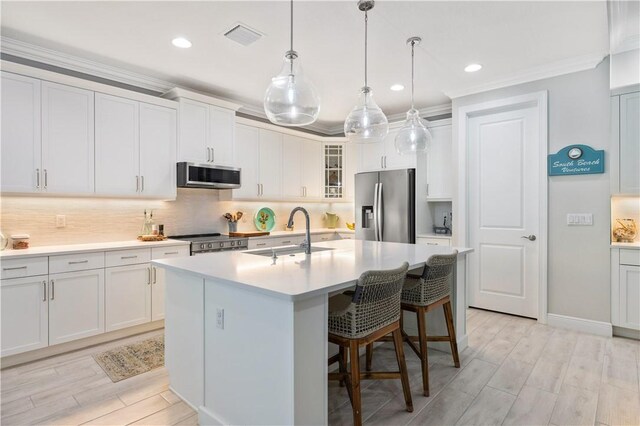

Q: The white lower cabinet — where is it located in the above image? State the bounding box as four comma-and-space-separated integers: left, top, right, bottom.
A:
0, 276, 48, 356
150, 246, 190, 321
48, 269, 105, 345
416, 236, 451, 247
619, 264, 640, 330
105, 264, 152, 332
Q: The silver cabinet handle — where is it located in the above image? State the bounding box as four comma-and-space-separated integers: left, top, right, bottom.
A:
164, 251, 179, 255
136, 176, 140, 192
2, 266, 27, 271
257, 243, 267, 247
121, 255, 138, 259
42, 281, 47, 302
260, 184, 263, 196
384, 156, 387, 169
281, 240, 291, 244
257, 183, 261, 197
147, 267, 151, 285
152, 266, 157, 284
521, 235, 537, 241
36, 168, 40, 189
68, 260, 89, 265
43, 169, 48, 189
210, 147, 214, 163
50, 280, 55, 300
381, 156, 384, 169
426, 183, 429, 196
206, 147, 211, 162
141, 176, 144, 192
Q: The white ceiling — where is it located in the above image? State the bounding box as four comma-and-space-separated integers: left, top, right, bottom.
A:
1, 1, 609, 133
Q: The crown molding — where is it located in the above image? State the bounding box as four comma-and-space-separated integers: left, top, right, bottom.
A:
444, 52, 607, 99
1, 36, 174, 93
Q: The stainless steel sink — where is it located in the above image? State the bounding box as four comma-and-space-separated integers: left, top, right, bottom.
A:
245, 246, 335, 257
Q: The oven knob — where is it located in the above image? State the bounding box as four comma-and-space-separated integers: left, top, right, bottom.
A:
208, 243, 213, 248
200, 243, 205, 250
220, 242, 224, 248
231, 241, 235, 246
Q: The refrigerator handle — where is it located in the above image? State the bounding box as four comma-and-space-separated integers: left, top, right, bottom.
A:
373, 183, 379, 241
377, 182, 384, 241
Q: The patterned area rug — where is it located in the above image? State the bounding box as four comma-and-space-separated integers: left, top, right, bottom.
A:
93, 335, 164, 382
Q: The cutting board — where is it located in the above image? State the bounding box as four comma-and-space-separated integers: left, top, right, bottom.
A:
229, 231, 270, 237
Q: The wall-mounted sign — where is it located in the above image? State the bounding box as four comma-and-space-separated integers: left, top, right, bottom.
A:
548, 144, 604, 176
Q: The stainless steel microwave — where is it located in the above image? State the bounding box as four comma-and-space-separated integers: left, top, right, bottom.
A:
177, 162, 241, 189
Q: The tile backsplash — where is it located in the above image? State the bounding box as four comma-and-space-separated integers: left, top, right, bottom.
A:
0, 189, 355, 247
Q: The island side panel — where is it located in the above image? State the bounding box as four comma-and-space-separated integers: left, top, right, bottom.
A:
164, 269, 204, 409
201, 278, 296, 426
294, 293, 329, 425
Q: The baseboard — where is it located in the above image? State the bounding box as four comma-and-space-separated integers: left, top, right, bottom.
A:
547, 313, 612, 337
612, 326, 640, 340
199, 406, 228, 426
169, 386, 198, 412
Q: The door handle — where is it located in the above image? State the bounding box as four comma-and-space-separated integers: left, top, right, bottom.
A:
36, 168, 40, 189
152, 266, 157, 284
43, 169, 48, 189
384, 156, 387, 169
521, 235, 537, 241
50, 280, 55, 300
147, 267, 151, 285
381, 156, 384, 169
377, 182, 384, 241
207, 147, 211, 162
136, 176, 140, 192
373, 183, 379, 241
210, 147, 214, 163
42, 281, 47, 302
141, 176, 144, 192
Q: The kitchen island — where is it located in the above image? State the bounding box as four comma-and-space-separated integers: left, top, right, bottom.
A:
153, 239, 472, 425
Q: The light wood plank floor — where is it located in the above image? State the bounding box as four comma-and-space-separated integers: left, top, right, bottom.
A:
1, 309, 638, 425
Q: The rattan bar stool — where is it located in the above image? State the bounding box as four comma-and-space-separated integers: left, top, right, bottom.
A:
327, 262, 413, 426
366, 251, 460, 397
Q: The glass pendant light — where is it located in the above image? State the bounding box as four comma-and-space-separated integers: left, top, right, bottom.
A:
395, 36, 432, 154
344, 0, 388, 143
264, 0, 320, 126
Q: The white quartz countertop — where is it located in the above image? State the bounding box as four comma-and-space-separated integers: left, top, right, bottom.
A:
0, 239, 190, 259
611, 242, 640, 249
247, 228, 354, 239
153, 239, 472, 301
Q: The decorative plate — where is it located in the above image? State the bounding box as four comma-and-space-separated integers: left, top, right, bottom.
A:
254, 207, 276, 232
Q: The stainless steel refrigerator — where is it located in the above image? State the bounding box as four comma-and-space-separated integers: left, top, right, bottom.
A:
355, 169, 415, 243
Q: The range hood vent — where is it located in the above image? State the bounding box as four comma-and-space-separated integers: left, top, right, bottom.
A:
224, 24, 263, 46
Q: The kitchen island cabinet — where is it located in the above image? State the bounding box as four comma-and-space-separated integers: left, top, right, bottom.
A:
155, 239, 472, 425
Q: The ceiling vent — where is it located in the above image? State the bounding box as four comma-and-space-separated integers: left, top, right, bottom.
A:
224, 23, 263, 46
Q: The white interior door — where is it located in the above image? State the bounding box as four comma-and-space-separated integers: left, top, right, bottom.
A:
468, 105, 541, 318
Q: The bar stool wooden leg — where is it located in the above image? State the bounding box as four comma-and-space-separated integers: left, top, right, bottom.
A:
416, 308, 430, 396
338, 346, 347, 387
392, 328, 414, 412
365, 343, 373, 371
349, 340, 363, 426
443, 301, 460, 368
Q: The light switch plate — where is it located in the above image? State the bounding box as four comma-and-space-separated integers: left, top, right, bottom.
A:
567, 213, 593, 226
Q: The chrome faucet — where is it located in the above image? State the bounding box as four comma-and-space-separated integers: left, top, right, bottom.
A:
287, 207, 311, 254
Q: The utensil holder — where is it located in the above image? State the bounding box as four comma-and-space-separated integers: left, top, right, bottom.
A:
228, 222, 238, 233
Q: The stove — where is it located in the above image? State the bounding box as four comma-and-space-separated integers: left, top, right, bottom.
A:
169, 233, 248, 255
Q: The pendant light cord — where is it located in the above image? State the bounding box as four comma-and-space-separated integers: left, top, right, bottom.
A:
364, 10, 368, 88
410, 40, 415, 109
290, 0, 294, 53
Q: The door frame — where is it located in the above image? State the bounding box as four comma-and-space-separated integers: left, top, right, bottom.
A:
455, 91, 548, 323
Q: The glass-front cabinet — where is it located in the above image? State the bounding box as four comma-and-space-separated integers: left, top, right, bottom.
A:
324, 144, 344, 199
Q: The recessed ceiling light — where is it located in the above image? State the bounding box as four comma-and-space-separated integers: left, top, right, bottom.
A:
172, 37, 192, 48
390, 84, 405, 91
464, 63, 482, 73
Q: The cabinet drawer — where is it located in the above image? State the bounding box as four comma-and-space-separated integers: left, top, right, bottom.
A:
152, 246, 190, 260
620, 249, 640, 266
1, 257, 48, 279
272, 236, 306, 247
338, 233, 354, 240
417, 237, 451, 247
50, 252, 105, 274
248, 239, 273, 250
105, 248, 151, 267
311, 233, 337, 243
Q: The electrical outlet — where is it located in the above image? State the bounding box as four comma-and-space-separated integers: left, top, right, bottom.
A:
216, 308, 224, 330
567, 213, 593, 226
56, 215, 66, 228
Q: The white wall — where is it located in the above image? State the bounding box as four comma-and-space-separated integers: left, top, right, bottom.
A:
453, 58, 611, 323
0, 190, 355, 246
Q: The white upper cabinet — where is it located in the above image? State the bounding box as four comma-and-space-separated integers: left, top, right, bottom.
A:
175, 97, 237, 166
95, 93, 140, 196
1, 72, 41, 193
41, 81, 95, 194
139, 103, 177, 199
234, 124, 260, 199
619, 92, 639, 194
258, 129, 283, 199
356, 128, 415, 172
344, 141, 357, 201
95, 94, 176, 199
426, 123, 453, 200
282, 135, 321, 200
